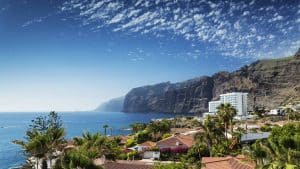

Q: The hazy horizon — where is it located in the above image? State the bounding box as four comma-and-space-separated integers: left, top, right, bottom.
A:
0, 0, 299, 112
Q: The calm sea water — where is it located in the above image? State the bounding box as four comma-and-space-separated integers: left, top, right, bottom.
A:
0, 111, 177, 169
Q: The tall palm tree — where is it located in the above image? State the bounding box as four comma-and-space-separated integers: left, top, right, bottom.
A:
195, 115, 225, 157
103, 124, 109, 136
217, 103, 237, 141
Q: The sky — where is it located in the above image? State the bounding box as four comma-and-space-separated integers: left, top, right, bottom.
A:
0, 0, 299, 112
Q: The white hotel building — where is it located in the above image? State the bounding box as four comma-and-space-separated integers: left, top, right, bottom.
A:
209, 92, 248, 116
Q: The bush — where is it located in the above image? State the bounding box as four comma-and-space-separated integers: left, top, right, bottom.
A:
162, 133, 172, 139
118, 153, 127, 160
127, 151, 140, 160
125, 138, 137, 147
260, 125, 272, 132
135, 130, 151, 143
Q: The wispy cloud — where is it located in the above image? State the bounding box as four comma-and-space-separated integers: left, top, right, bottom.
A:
60, 0, 300, 59
22, 14, 51, 27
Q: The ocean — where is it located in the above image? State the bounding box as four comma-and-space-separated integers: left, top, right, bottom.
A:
0, 111, 177, 169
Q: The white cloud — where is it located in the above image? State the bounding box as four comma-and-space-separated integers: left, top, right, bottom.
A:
108, 13, 124, 24
242, 11, 250, 16
60, 0, 300, 59
234, 21, 241, 30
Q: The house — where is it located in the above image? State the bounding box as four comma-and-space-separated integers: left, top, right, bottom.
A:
128, 141, 156, 152
201, 155, 255, 169
156, 134, 195, 153
142, 151, 160, 160
127, 141, 160, 159
140, 141, 156, 148
267, 109, 283, 115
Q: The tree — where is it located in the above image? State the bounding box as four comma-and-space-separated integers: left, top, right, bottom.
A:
253, 106, 266, 118
73, 132, 121, 161
195, 115, 227, 157
250, 122, 300, 168
103, 124, 109, 136
182, 142, 209, 167
55, 147, 103, 169
130, 123, 147, 134
284, 107, 295, 122
147, 120, 171, 141
217, 103, 237, 141
134, 130, 151, 143
14, 111, 65, 169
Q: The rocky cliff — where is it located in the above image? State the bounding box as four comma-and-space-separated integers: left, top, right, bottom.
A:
123, 50, 300, 113
95, 97, 124, 112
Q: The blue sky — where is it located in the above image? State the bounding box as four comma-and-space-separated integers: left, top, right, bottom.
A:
0, 0, 299, 112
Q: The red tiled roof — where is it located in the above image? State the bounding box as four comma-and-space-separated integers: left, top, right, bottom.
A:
202, 156, 255, 169
156, 135, 195, 148
140, 141, 156, 147
103, 162, 153, 169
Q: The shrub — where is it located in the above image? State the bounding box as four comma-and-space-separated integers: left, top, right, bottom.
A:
162, 133, 172, 139
118, 153, 127, 160
127, 151, 140, 160
125, 138, 137, 147
135, 130, 151, 143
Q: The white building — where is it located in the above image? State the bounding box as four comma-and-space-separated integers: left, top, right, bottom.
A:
209, 92, 248, 116
208, 101, 222, 114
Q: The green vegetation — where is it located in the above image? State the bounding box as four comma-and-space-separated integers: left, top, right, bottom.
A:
55, 132, 121, 169
125, 138, 137, 147
216, 103, 237, 139
147, 120, 172, 141
250, 122, 300, 169
13, 111, 65, 169
15, 108, 300, 169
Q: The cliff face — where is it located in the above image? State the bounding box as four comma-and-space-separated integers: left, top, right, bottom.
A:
123, 51, 300, 113
95, 97, 124, 112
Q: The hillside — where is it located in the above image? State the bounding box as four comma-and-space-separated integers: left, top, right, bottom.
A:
123, 49, 300, 113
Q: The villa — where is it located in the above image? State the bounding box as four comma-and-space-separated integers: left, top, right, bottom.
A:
156, 134, 195, 153
201, 155, 255, 169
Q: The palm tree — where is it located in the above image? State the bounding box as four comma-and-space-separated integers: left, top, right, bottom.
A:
56, 147, 103, 169
284, 107, 295, 122
14, 111, 65, 169
103, 124, 109, 136
249, 123, 300, 168
109, 127, 113, 136
195, 115, 225, 157
130, 123, 146, 134
217, 103, 237, 141
18, 133, 50, 169
47, 127, 65, 168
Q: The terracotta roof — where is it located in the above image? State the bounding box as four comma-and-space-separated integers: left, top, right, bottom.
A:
103, 161, 153, 169
202, 156, 255, 169
140, 141, 156, 147
156, 135, 195, 148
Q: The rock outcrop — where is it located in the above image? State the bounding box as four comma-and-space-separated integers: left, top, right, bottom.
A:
123, 50, 300, 113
